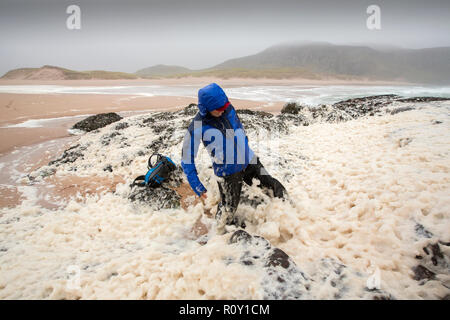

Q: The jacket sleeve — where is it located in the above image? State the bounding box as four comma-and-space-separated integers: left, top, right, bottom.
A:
181, 122, 207, 196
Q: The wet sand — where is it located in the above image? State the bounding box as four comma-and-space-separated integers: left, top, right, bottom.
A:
0, 77, 411, 87
0, 80, 287, 209
0, 92, 284, 156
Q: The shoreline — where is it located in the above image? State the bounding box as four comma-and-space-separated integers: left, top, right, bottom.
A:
0, 92, 284, 156
0, 77, 415, 87
1, 95, 448, 299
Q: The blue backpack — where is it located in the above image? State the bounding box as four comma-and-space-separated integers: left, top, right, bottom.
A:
132, 153, 176, 188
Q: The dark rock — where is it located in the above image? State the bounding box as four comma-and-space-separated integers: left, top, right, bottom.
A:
152, 112, 176, 122
228, 230, 309, 299
281, 102, 305, 114
311, 258, 395, 299
229, 229, 253, 244
128, 166, 184, 209
432, 120, 443, 125
277, 113, 309, 127
115, 122, 129, 130
103, 165, 113, 172
412, 242, 449, 290
237, 109, 288, 134
48, 144, 85, 167
72, 113, 122, 132
129, 185, 181, 209
412, 265, 436, 281
415, 223, 433, 238
390, 106, 414, 115
101, 132, 121, 146
142, 117, 155, 125
396, 97, 450, 103
332, 95, 399, 119
181, 103, 198, 116
237, 109, 273, 118
266, 248, 290, 269
423, 243, 445, 267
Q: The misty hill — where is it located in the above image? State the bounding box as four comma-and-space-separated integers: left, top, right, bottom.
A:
210, 43, 450, 84
135, 64, 193, 77
1, 65, 138, 80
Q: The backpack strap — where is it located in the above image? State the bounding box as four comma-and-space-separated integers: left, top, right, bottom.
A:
131, 175, 146, 187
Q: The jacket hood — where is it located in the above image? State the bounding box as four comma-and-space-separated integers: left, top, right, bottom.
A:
197, 83, 229, 117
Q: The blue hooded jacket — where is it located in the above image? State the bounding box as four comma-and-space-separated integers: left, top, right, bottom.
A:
181, 83, 255, 196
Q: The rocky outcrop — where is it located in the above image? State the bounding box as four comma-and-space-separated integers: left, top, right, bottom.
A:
228, 230, 310, 299
281, 102, 306, 115
72, 113, 123, 132
128, 166, 184, 210
396, 97, 450, 103
412, 223, 450, 299
30, 96, 449, 299
227, 230, 395, 300
47, 144, 88, 169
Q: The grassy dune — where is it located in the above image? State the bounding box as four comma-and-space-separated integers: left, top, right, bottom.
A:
1, 65, 138, 80
142, 67, 356, 80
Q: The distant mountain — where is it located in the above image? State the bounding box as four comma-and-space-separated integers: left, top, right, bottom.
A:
135, 64, 193, 77
1, 65, 138, 80
5, 43, 449, 83
210, 43, 450, 84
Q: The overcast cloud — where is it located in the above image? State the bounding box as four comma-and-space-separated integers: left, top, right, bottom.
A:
0, 0, 449, 75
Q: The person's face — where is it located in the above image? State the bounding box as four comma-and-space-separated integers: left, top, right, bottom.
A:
210, 109, 224, 117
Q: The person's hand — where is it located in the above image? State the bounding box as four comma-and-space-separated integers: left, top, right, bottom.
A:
200, 192, 207, 200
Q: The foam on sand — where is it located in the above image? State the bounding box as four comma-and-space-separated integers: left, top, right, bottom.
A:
0, 99, 449, 299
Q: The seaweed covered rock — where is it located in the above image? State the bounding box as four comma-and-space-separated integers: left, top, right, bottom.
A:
411, 222, 450, 298
129, 185, 181, 209
48, 144, 88, 167
72, 113, 123, 132
396, 97, 450, 103
237, 109, 289, 134
281, 102, 305, 115
413, 242, 450, 288
181, 103, 198, 116
227, 230, 397, 300
331, 95, 399, 119
128, 166, 184, 210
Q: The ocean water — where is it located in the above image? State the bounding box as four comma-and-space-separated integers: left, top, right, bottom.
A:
1, 84, 450, 106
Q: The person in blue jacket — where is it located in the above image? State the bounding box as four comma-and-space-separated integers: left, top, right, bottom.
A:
181, 83, 287, 234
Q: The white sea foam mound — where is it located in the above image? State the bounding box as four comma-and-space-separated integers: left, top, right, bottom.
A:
0, 97, 449, 299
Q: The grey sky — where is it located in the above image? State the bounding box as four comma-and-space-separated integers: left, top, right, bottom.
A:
0, 0, 449, 75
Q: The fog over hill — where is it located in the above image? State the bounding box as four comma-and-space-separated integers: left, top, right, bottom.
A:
3, 43, 450, 84
135, 42, 450, 84
209, 43, 450, 84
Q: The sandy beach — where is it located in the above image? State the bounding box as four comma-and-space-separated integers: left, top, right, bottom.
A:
0, 91, 284, 155
0, 94, 448, 299
0, 77, 417, 155
0, 78, 448, 300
